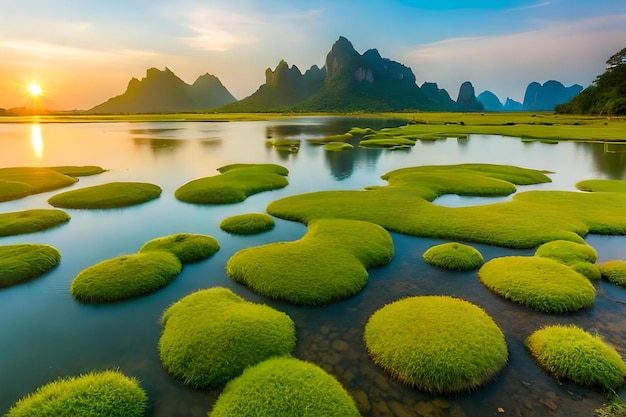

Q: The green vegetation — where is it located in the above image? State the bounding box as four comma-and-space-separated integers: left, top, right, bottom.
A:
595, 399, 626, 417
599, 260, 626, 287
5, 370, 147, 417
209, 357, 360, 417
49, 166, 106, 177
139, 233, 220, 263
478, 256, 596, 313
266, 138, 300, 153
220, 213, 275, 235
423, 242, 484, 271
577, 179, 626, 193
364, 295, 508, 394
324, 142, 354, 151
348, 127, 376, 136
307, 133, 353, 145
159, 287, 295, 389
0, 209, 70, 237
359, 135, 416, 149
227, 218, 393, 305
535, 240, 600, 280
71, 252, 182, 303
0, 244, 61, 288
526, 325, 626, 390
48, 182, 162, 209
175, 163, 289, 204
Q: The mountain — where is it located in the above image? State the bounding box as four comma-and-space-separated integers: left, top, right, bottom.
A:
456, 81, 484, 112
218, 36, 457, 113
504, 97, 523, 111
477, 91, 503, 111
88, 68, 236, 114
556, 47, 626, 115
522, 80, 582, 111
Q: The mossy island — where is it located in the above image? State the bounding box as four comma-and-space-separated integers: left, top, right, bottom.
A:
175, 163, 288, 204
5, 370, 147, 417
526, 325, 626, 391
139, 233, 220, 263
324, 142, 354, 151
71, 252, 182, 303
0, 209, 71, 237
599, 260, 626, 287
0, 165, 105, 202
227, 218, 393, 305
535, 240, 600, 280
478, 256, 596, 313
0, 244, 61, 288
219, 213, 275, 235
423, 242, 484, 271
48, 181, 162, 209
209, 357, 360, 417
159, 287, 295, 389
364, 295, 508, 394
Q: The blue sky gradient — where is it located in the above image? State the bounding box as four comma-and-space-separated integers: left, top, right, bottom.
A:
1, 0, 625, 109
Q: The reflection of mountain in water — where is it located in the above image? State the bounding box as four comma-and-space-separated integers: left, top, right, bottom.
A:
323, 141, 383, 180
578, 142, 626, 179
133, 137, 188, 154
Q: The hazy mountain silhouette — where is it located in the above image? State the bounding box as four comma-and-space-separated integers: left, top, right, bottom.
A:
522, 80, 582, 111
477, 91, 524, 112
88, 67, 236, 114
456, 81, 484, 112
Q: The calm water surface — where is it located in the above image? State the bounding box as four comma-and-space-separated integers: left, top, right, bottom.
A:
1, 117, 625, 417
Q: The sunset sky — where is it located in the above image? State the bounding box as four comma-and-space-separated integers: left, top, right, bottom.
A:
1, 0, 625, 110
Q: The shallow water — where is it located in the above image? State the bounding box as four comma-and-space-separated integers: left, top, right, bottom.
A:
0, 117, 625, 416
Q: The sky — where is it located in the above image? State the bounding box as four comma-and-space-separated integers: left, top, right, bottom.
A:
1, 0, 625, 110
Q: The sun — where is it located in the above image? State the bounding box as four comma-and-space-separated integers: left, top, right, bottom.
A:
27, 83, 43, 97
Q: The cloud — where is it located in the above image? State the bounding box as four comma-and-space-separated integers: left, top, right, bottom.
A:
506, 1, 552, 12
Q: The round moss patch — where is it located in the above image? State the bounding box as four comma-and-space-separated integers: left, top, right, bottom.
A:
600, 260, 626, 287
478, 256, 596, 313
210, 357, 360, 417
0, 209, 70, 237
526, 325, 626, 390
423, 242, 484, 270
48, 182, 161, 209
71, 252, 182, 303
220, 213, 275, 235
0, 244, 61, 288
159, 287, 296, 389
139, 233, 220, 263
6, 370, 147, 417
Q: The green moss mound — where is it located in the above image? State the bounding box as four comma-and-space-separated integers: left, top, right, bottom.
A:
159, 287, 296, 389
6, 370, 147, 417
364, 295, 508, 394
266, 138, 300, 153
600, 260, 626, 287
48, 182, 161, 209
535, 240, 600, 280
478, 256, 596, 313
577, 179, 626, 193
324, 142, 354, 151
359, 136, 416, 149
209, 357, 360, 417
0, 244, 61, 288
526, 325, 626, 390
0, 209, 70, 237
71, 252, 182, 303
227, 218, 393, 305
139, 233, 220, 263
175, 163, 288, 204
220, 213, 275, 235
423, 242, 484, 270
0, 166, 105, 202
307, 133, 353, 145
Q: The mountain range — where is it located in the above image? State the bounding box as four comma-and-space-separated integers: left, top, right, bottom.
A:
477, 81, 582, 112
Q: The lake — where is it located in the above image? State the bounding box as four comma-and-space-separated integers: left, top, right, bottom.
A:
1, 117, 625, 416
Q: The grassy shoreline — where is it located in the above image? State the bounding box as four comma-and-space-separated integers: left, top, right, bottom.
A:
1, 112, 625, 141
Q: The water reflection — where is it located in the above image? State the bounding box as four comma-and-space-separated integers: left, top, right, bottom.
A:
132, 137, 188, 153
577, 141, 626, 179
31, 125, 44, 160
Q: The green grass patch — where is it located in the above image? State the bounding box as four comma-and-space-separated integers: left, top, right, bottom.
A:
348, 127, 377, 136
0, 244, 61, 288
577, 179, 626, 193
71, 252, 182, 303
599, 260, 626, 287
48, 182, 161, 209
478, 256, 596, 313
220, 213, 275, 235
423, 242, 484, 271
364, 295, 508, 394
209, 357, 360, 417
268, 163, 626, 249
535, 240, 600, 280
266, 138, 300, 153
227, 218, 393, 305
307, 133, 353, 145
175, 164, 288, 205
6, 370, 147, 417
324, 142, 354, 151
139, 233, 220, 263
359, 136, 416, 149
526, 325, 626, 390
595, 399, 626, 417
0, 209, 71, 237
49, 166, 106, 177
159, 287, 295, 389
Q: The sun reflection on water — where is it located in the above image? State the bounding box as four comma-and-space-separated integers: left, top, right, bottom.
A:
31, 124, 44, 160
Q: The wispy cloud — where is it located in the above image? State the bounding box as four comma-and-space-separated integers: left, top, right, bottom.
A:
506, 1, 552, 12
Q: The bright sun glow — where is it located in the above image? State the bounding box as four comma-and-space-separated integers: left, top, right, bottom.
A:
27, 83, 42, 96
